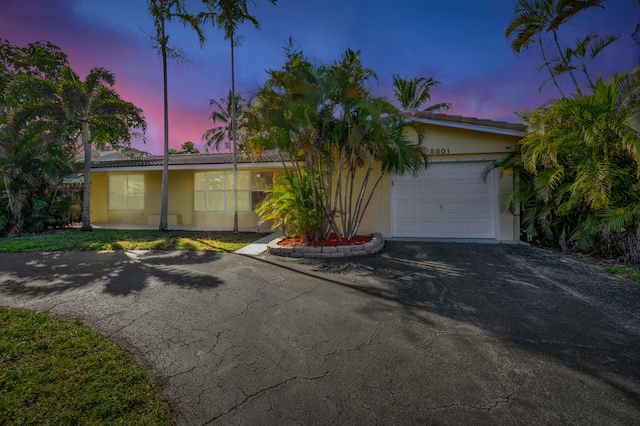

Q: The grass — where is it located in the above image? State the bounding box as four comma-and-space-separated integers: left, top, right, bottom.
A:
605, 265, 640, 283
0, 307, 170, 425
0, 229, 267, 253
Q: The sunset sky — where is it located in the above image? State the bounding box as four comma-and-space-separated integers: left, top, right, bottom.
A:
1, 0, 637, 154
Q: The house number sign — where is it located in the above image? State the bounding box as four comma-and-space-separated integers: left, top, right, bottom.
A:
429, 148, 451, 154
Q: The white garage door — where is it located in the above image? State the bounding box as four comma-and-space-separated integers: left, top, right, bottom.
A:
392, 161, 497, 239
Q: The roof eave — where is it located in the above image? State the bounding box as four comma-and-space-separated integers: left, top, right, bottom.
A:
409, 116, 525, 137
90, 161, 292, 173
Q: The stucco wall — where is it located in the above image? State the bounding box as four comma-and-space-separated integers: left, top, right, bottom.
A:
90, 173, 108, 223
167, 170, 193, 224
368, 123, 522, 240
89, 123, 521, 239
90, 167, 283, 229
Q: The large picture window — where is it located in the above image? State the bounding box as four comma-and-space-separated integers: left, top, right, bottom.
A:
194, 170, 273, 212
108, 175, 144, 211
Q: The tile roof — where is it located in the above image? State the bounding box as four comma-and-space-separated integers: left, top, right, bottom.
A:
407, 111, 526, 132
90, 150, 284, 169
91, 114, 524, 171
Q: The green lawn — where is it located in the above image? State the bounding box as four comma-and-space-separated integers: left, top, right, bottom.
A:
0, 229, 267, 252
605, 265, 640, 283
0, 231, 269, 423
0, 307, 170, 425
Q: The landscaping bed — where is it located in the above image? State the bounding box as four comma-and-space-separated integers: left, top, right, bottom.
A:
268, 233, 384, 258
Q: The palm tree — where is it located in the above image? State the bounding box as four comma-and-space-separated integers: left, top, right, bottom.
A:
202, 90, 244, 152
392, 74, 451, 114
255, 46, 430, 241
0, 128, 77, 236
147, 0, 204, 231
58, 66, 147, 231
1, 40, 77, 236
200, 0, 277, 232
516, 69, 640, 250
4, 65, 146, 232
564, 33, 620, 89
505, 0, 606, 96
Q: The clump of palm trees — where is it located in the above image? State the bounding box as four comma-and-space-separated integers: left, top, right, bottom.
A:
251, 43, 439, 242
503, 0, 640, 261
0, 39, 146, 236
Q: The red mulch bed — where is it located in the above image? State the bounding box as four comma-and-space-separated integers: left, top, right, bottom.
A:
278, 233, 372, 247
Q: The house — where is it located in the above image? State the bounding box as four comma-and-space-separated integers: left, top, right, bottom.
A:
90, 150, 285, 230
89, 112, 525, 240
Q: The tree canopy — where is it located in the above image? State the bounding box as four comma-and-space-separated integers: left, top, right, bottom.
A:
0, 39, 146, 236
501, 0, 640, 261
252, 44, 431, 241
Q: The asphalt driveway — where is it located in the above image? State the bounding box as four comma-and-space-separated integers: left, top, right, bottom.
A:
1, 242, 639, 425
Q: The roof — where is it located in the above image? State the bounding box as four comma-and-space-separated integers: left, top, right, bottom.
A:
75, 150, 129, 163
90, 150, 284, 171
406, 111, 526, 135
96, 151, 129, 161
90, 113, 524, 172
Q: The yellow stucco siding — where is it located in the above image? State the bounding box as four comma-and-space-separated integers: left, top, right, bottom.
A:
90, 171, 161, 225
143, 171, 162, 223
498, 167, 518, 240
89, 174, 108, 223
90, 167, 283, 229
167, 170, 192, 224
89, 121, 521, 239
340, 163, 387, 237
407, 125, 517, 157
192, 211, 262, 230
379, 122, 522, 240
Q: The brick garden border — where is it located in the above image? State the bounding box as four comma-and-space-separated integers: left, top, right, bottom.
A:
267, 233, 384, 258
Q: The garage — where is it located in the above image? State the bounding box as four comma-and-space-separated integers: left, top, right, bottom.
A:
392, 161, 497, 239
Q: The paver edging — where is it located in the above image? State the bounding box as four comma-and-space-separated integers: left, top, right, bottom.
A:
267, 233, 384, 258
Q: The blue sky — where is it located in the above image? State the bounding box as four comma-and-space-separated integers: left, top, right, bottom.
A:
1, 0, 637, 154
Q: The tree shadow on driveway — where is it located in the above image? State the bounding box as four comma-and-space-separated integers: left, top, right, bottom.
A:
256, 241, 640, 406
0, 250, 225, 298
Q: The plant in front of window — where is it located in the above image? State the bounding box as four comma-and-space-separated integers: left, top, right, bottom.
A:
256, 172, 327, 242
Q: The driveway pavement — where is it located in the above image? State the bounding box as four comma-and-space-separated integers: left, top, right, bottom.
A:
1, 242, 639, 425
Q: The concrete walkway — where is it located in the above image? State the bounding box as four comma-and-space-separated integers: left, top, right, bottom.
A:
234, 231, 282, 255
1, 242, 639, 424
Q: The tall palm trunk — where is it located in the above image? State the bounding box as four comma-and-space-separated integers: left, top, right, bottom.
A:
81, 120, 92, 231
538, 38, 565, 97
552, 30, 582, 95
231, 36, 238, 232
159, 19, 170, 231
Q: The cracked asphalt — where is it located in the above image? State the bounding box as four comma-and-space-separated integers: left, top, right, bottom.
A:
1, 241, 639, 425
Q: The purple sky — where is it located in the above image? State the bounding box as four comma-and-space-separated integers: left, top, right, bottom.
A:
1, 0, 637, 154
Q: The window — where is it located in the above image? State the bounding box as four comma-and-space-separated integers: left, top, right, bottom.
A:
250, 171, 273, 210
109, 175, 144, 210
194, 170, 273, 212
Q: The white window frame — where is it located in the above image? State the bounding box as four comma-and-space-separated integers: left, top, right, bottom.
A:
194, 170, 273, 212
108, 174, 144, 211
